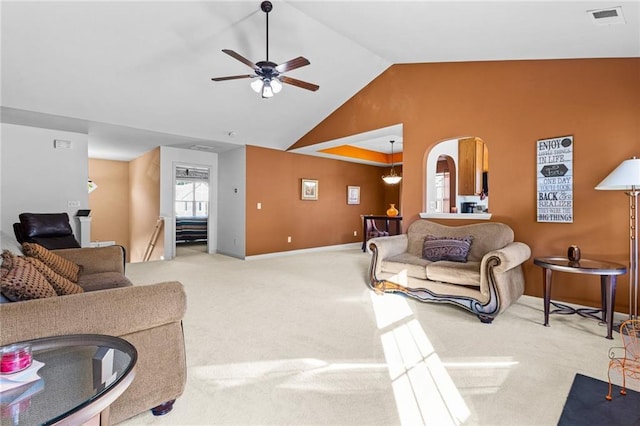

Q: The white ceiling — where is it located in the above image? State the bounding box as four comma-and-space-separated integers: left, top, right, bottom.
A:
1, 1, 639, 161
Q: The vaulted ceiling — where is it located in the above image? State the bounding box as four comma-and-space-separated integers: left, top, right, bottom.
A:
2, 1, 638, 162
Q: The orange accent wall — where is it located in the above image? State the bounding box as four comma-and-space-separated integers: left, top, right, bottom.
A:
129, 148, 162, 262
290, 58, 640, 313
88, 159, 130, 260
319, 145, 403, 164
246, 146, 398, 255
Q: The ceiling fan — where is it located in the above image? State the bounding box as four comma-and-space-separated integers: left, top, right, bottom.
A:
211, 1, 319, 98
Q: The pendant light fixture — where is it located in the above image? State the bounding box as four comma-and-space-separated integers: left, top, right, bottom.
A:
382, 140, 402, 184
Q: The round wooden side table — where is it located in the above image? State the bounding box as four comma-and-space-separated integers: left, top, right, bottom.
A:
534, 256, 627, 339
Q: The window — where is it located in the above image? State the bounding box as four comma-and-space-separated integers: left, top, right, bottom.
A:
434, 172, 450, 213
175, 179, 209, 217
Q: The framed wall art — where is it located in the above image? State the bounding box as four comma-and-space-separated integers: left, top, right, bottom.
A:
347, 186, 360, 204
301, 179, 318, 200
536, 135, 573, 223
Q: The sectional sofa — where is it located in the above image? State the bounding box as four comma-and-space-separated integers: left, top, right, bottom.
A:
0, 243, 187, 423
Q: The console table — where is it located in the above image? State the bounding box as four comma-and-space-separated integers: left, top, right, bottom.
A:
362, 215, 402, 252
534, 257, 627, 339
0, 334, 137, 425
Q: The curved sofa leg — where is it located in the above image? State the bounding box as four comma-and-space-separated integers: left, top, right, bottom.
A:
477, 315, 494, 324
151, 400, 176, 416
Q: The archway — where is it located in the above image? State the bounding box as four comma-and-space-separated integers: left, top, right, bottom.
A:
425, 137, 488, 214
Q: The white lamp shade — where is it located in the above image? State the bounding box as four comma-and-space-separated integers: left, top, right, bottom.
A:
383, 175, 402, 184
262, 82, 274, 98
595, 157, 640, 190
271, 78, 282, 94
250, 79, 263, 93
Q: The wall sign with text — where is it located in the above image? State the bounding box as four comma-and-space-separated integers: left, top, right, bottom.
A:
536, 135, 573, 223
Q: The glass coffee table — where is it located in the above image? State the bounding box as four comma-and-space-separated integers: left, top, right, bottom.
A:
534, 257, 627, 339
0, 334, 137, 425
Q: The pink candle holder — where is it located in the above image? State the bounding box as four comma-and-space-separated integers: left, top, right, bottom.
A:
0, 344, 33, 374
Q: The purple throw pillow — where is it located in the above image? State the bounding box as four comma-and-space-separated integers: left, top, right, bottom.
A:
422, 235, 473, 263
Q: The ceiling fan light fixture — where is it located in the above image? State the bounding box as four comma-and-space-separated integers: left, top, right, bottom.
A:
250, 78, 263, 93
271, 78, 282, 94
251, 78, 280, 97
262, 81, 274, 98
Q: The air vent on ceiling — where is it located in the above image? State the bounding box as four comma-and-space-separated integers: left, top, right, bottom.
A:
189, 144, 217, 152
588, 6, 625, 25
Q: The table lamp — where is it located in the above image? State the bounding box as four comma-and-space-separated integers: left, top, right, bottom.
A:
596, 157, 640, 322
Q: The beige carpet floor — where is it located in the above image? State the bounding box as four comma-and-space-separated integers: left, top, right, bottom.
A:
120, 246, 637, 425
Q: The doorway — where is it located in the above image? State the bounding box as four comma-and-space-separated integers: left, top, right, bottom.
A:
174, 165, 210, 257
435, 155, 457, 213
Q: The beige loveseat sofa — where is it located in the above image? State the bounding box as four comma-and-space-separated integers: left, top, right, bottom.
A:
0, 245, 187, 424
368, 220, 531, 323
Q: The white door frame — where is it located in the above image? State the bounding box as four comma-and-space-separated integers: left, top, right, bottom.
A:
171, 162, 214, 257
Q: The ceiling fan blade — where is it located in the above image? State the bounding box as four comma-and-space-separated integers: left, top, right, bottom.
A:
280, 76, 319, 92
211, 74, 253, 81
222, 49, 260, 72
275, 56, 310, 73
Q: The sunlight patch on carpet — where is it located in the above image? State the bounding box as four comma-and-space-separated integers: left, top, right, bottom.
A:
443, 357, 519, 395
191, 358, 393, 393
371, 292, 470, 425
442, 358, 519, 369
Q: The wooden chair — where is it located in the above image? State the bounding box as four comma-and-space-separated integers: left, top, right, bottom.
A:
606, 319, 640, 400
365, 218, 389, 240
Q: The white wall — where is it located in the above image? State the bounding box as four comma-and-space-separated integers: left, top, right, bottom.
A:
160, 146, 218, 260
425, 138, 458, 212
1, 123, 89, 237
217, 147, 246, 259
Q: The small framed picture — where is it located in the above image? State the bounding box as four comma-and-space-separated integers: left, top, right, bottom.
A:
347, 186, 360, 205
301, 179, 318, 200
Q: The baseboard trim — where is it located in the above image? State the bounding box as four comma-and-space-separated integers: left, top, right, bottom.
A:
245, 243, 362, 260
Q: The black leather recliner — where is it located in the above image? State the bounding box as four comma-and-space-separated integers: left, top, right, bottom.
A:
13, 213, 81, 250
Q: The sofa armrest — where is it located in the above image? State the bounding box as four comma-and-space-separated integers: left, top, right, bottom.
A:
368, 234, 408, 257
367, 234, 408, 278
0, 281, 186, 346
483, 242, 531, 273
53, 245, 126, 275
477, 242, 530, 313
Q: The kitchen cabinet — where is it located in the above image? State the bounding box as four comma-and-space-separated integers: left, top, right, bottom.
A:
458, 138, 486, 195
483, 143, 489, 172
